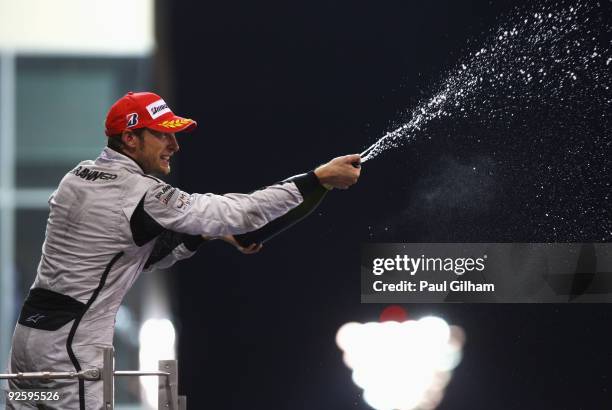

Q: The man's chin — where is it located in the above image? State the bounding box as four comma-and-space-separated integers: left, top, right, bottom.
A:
146, 165, 171, 177
155, 168, 171, 176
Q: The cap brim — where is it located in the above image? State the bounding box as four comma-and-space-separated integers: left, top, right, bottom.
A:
149, 116, 197, 133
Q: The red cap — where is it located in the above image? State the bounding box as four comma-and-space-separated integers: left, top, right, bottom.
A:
105, 91, 197, 137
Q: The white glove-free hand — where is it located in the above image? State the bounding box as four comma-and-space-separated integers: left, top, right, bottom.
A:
200, 235, 262, 254
314, 154, 361, 190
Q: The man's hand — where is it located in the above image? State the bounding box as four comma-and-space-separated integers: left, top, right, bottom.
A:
314, 154, 361, 189
219, 235, 263, 254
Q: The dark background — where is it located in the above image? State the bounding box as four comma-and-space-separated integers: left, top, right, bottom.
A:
167, 0, 612, 408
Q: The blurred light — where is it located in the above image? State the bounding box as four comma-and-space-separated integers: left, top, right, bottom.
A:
0, 0, 154, 55
139, 318, 176, 409
336, 316, 465, 410
379, 305, 409, 322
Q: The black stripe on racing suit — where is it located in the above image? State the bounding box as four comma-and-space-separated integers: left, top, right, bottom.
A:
66, 252, 123, 410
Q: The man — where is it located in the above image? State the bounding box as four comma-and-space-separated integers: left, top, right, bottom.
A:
6, 91, 360, 409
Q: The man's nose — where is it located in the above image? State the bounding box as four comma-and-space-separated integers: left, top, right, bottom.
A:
168, 134, 179, 152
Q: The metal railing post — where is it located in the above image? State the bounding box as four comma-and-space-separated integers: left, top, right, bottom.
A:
0, 347, 186, 409
102, 347, 114, 410
158, 360, 179, 410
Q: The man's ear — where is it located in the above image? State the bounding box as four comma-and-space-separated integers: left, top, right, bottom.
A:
121, 130, 139, 151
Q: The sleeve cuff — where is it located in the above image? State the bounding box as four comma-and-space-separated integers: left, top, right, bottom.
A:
287, 171, 327, 198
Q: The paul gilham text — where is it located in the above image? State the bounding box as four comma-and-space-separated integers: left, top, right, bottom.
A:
373, 280, 495, 292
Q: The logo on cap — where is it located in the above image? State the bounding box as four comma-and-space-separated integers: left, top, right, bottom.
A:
158, 119, 192, 129
146, 99, 171, 119
126, 113, 139, 128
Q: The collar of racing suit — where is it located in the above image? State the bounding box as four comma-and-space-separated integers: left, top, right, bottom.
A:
98, 147, 148, 175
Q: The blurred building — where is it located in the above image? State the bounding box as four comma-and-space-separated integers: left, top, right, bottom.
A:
0, 1, 175, 408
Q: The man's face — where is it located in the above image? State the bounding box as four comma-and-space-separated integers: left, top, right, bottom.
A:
133, 128, 179, 176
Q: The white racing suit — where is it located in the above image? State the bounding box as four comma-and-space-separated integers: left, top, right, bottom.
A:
5, 147, 323, 409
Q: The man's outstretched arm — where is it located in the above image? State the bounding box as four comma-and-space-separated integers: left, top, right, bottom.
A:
222, 153, 362, 249
140, 153, 361, 239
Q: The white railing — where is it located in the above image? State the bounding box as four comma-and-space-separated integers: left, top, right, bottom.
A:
0, 347, 186, 410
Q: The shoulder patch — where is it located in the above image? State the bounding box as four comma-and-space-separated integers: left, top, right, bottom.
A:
173, 191, 192, 213
154, 184, 177, 205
